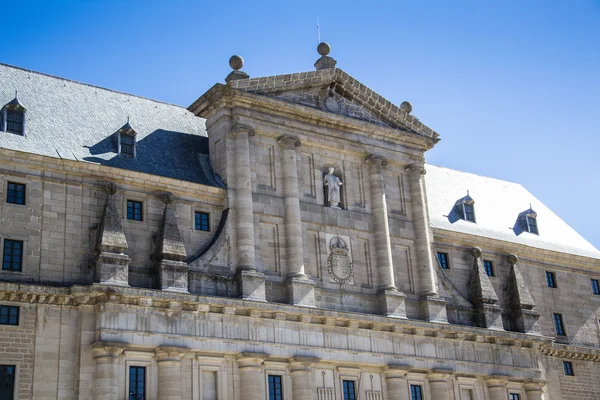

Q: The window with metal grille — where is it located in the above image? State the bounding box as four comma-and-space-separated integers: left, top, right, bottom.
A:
563, 361, 574, 376
120, 134, 135, 156
591, 279, 600, 295
553, 313, 566, 336
195, 211, 210, 231
546, 271, 556, 288
2, 240, 23, 271
0, 365, 15, 400
268, 375, 283, 400
129, 366, 146, 400
463, 203, 476, 222
0, 306, 18, 326
410, 385, 423, 400
6, 111, 23, 135
342, 380, 356, 400
509, 394, 520, 400
526, 215, 539, 234
127, 200, 143, 221
437, 252, 449, 269
6, 182, 25, 205
483, 260, 494, 277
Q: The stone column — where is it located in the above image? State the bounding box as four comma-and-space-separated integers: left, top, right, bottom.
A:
92, 342, 125, 400
367, 155, 406, 318
279, 136, 316, 307
289, 356, 319, 400
237, 352, 268, 400
485, 378, 508, 400
524, 381, 545, 400
428, 371, 452, 400
155, 346, 187, 400
232, 125, 266, 301
383, 365, 409, 400
405, 164, 447, 323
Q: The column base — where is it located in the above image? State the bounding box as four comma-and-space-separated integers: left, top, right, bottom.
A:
515, 309, 541, 335
95, 252, 130, 287
419, 295, 448, 323
157, 260, 189, 293
237, 270, 267, 302
378, 290, 407, 318
475, 304, 504, 330
286, 277, 316, 307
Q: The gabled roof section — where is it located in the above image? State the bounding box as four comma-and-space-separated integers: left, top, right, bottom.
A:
0, 63, 218, 186
425, 164, 600, 259
226, 68, 439, 141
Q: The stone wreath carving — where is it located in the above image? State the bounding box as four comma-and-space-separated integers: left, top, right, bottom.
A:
327, 236, 353, 283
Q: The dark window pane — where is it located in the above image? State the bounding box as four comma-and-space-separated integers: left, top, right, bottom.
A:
6, 111, 23, 135
563, 361, 574, 376
0, 306, 19, 326
546, 271, 556, 288
268, 375, 282, 400
437, 252, 449, 269
129, 366, 145, 400
121, 134, 135, 156
127, 200, 143, 221
195, 212, 210, 231
463, 203, 475, 222
483, 260, 494, 277
6, 182, 25, 205
591, 279, 600, 295
554, 313, 566, 336
3, 240, 23, 271
410, 385, 423, 400
343, 380, 355, 400
527, 216, 539, 234
509, 394, 520, 400
0, 365, 15, 400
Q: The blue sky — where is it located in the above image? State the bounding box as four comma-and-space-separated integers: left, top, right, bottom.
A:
3, 0, 600, 249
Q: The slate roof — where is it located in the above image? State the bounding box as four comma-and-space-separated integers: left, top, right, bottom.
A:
425, 164, 600, 259
0, 63, 216, 186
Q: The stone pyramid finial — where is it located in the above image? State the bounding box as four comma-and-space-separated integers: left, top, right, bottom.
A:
507, 254, 540, 334
314, 42, 337, 70
225, 55, 250, 82
468, 247, 503, 329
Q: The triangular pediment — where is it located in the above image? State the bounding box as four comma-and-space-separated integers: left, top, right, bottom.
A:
227, 68, 438, 141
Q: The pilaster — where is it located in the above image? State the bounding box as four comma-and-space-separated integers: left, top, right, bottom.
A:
383, 365, 410, 400
92, 342, 126, 400
428, 370, 453, 400
485, 377, 508, 400
155, 346, 188, 400
288, 356, 319, 400
237, 352, 268, 400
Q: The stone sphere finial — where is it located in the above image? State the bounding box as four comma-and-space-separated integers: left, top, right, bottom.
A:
317, 42, 331, 56
102, 181, 118, 195
470, 247, 482, 258
160, 191, 174, 205
229, 55, 244, 71
507, 254, 519, 266
400, 101, 413, 114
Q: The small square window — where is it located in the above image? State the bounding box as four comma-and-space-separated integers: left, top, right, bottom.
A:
526, 215, 539, 234
546, 271, 556, 288
268, 375, 283, 400
6, 110, 24, 135
509, 394, 520, 400
591, 279, 600, 295
437, 252, 450, 269
2, 240, 23, 272
342, 380, 356, 400
563, 361, 574, 376
0, 365, 15, 400
410, 384, 423, 400
6, 182, 25, 205
553, 313, 566, 336
129, 366, 146, 400
483, 260, 494, 277
127, 200, 143, 221
0, 306, 18, 326
463, 203, 476, 222
194, 211, 210, 231
121, 134, 135, 157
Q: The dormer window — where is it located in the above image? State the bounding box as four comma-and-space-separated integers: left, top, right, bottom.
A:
454, 193, 476, 223
463, 202, 475, 222
526, 214, 538, 234
115, 119, 137, 157
2, 94, 26, 136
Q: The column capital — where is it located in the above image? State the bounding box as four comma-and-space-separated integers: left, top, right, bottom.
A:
383, 364, 410, 378
91, 341, 127, 359
231, 124, 255, 137
155, 345, 189, 362
289, 356, 320, 371
507, 253, 519, 266
485, 376, 509, 387
428, 369, 454, 381
404, 164, 426, 175
365, 154, 388, 167
278, 135, 301, 149
237, 351, 269, 368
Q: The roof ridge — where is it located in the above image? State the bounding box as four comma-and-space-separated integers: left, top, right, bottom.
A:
0, 62, 188, 110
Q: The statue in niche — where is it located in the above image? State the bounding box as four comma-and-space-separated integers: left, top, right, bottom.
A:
323, 167, 343, 208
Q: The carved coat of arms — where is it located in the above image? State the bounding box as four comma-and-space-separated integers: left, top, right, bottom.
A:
327, 236, 353, 283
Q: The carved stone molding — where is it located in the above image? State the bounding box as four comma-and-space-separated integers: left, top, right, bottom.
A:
231, 124, 255, 137
365, 154, 388, 167
278, 135, 301, 149
404, 164, 426, 175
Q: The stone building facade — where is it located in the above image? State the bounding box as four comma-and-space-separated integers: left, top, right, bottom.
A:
0, 45, 598, 400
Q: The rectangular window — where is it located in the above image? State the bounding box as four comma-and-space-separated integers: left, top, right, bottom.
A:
483, 260, 494, 277
0, 306, 18, 326
6, 111, 23, 135
2, 240, 23, 272
0, 365, 15, 400
463, 203, 475, 222
129, 366, 146, 400
127, 200, 143, 221
563, 361, 574, 376
526, 216, 539, 234
194, 211, 210, 231
546, 271, 556, 288
553, 313, 566, 336
591, 279, 600, 295
121, 134, 135, 156
6, 182, 25, 205
437, 252, 449, 269
268, 375, 283, 400
342, 380, 356, 400
410, 384, 423, 400
509, 394, 520, 400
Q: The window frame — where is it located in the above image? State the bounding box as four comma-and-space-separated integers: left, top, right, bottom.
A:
545, 271, 557, 288
194, 211, 210, 232
5, 109, 25, 136
120, 133, 136, 157
409, 384, 423, 400
509, 393, 521, 400
0, 305, 19, 326
462, 202, 476, 222
342, 379, 357, 400
128, 365, 146, 400
437, 252, 450, 270
268, 374, 283, 400
553, 313, 566, 336
526, 215, 539, 234
563, 361, 574, 376
126, 200, 144, 222
6, 182, 25, 205
483, 260, 494, 277
591, 279, 600, 295
0, 364, 16, 400
2, 239, 24, 272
